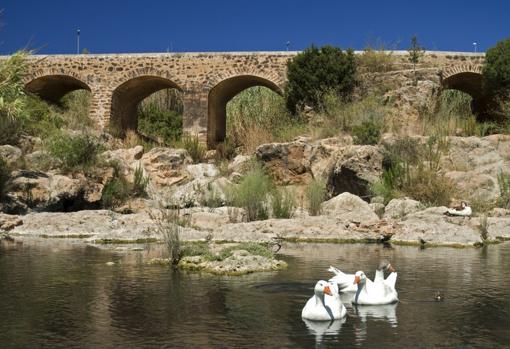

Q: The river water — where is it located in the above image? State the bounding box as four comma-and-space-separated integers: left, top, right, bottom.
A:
0, 240, 509, 348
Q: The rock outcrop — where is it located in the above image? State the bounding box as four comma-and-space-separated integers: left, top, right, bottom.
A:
321, 192, 380, 224
326, 145, 383, 199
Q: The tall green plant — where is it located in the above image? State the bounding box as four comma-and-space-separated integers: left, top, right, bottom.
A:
271, 188, 296, 219
285, 45, 357, 113
228, 166, 273, 221
306, 179, 327, 216
0, 51, 27, 121
46, 132, 99, 171
408, 35, 425, 80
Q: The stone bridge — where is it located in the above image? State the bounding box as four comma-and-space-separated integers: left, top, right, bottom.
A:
20, 51, 485, 148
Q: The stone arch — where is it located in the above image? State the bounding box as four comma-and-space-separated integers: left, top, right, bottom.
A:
207, 74, 284, 147
24, 71, 91, 103
441, 65, 483, 98
440, 64, 486, 115
110, 72, 183, 134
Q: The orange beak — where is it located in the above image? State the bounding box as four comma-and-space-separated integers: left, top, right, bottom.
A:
323, 285, 332, 296
354, 275, 361, 284
388, 264, 396, 273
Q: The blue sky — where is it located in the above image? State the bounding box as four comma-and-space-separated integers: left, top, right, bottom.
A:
1, 0, 508, 54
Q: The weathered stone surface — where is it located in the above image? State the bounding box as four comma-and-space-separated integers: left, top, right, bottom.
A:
0, 145, 22, 165
10, 210, 206, 242
141, 148, 192, 187
7, 170, 101, 212
383, 198, 424, 220
369, 203, 385, 218
393, 207, 482, 245
321, 192, 380, 224
440, 135, 510, 202
228, 155, 252, 174
0, 213, 22, 231
327, 145, 383, 199
486, 217, 510, 240
256, 140, 313, 184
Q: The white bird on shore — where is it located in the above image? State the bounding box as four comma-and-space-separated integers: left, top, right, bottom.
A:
328, 261, 396, 293
445, 201, 472, 217
352, 270, 398, 305
302, 280, 347, 321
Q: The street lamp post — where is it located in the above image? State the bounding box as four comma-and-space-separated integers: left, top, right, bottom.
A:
77, 29, 80, 54
473, 42, 477, 53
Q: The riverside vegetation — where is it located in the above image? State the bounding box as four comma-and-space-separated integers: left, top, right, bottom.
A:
2, 38, 510, 269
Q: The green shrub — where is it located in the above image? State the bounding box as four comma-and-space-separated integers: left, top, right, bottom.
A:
372, 136, 456, 206
0, 158, 10, 197
285, 45, 357, 113
60, 90, 93, 130
418, 90, 497, 137
132, 164, 149, 197
227, 166, 273, 221
313, 94, 387, 140
483, 38, 510, 95
352, 120, 382, 145
227, 86, 301, 153
306, 179, 327, 216
101, 176, 130, 209
46, 132, 99, 171
0, 117, 22, 145
497, 172, 510, 208
182, 134, 206, 164
137, 103, 183, 145
0, 51, 27, 121
271, 188, 296, 218
200, 182, 224, 208
149, 208, 182, 265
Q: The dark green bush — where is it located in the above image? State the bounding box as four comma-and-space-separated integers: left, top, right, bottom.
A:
101, 177, 130, 209
0, 158, 10, 197
137, 103, 183, 145
46, 132, 99, 171
483, 38, 510, 95
352, 120, 382, 145
285, 45, 357, 113
0, 117, 22, 145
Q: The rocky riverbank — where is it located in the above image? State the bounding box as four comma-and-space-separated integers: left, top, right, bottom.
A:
2, 192, 510, 247
3, 134, 510, 249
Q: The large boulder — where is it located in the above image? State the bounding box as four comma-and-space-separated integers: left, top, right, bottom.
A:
256, 140, 313, 184
321, 192, 379, 224
0, 145, 22, 165
440, 135, 510, 202
383, 198, 424, 220
327, 145, 383, 200
394, 207, 482, 245
0, 213, 22, 231
6, 170, 102, 212
141, 147, 192, 187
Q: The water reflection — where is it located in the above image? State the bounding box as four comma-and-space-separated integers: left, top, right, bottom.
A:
302, 318, 346, 345
0, 239, 509, 348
